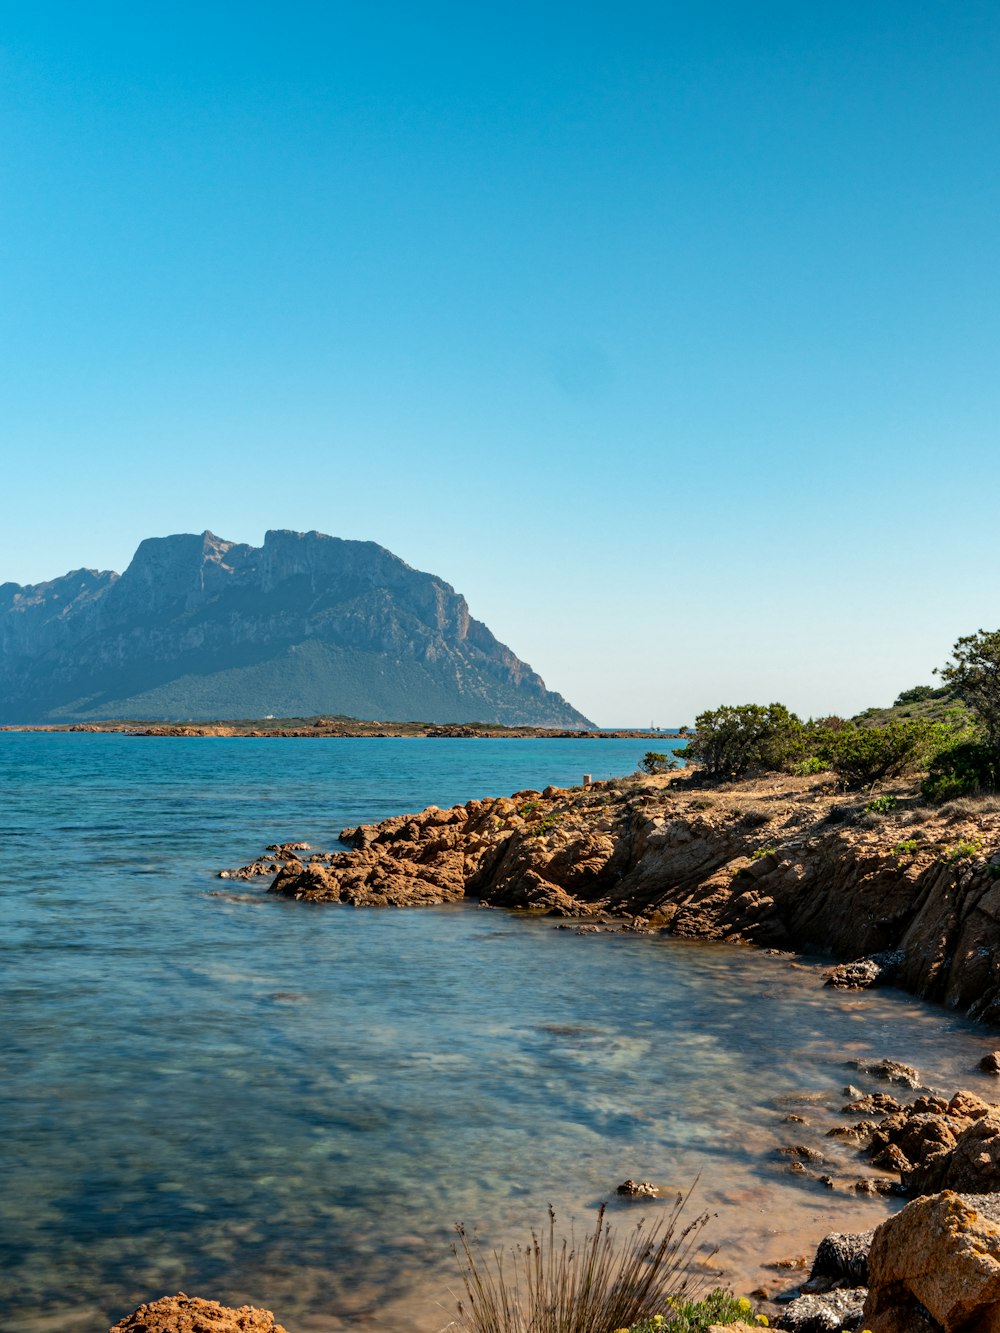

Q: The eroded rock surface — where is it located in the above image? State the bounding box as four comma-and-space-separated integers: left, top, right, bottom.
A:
863, 1091, 1000, 1193
232, 771, 1000, 1022
864, 1191, 1000, 1333
109, 1292, 290, 1333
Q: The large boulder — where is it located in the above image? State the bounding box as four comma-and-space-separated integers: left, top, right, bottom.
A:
863, 1191, 1000, 1332
109, 1292, 290, 1333
910, 1109, 1000, 1194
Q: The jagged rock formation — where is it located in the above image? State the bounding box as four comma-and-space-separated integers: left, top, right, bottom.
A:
0, 530, 593, 726
109, 1292, 290, 1332
253, 770, 1000, 1022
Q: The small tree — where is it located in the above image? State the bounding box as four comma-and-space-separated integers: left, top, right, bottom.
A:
681, 703, 803, 778
640, 751, 678, 774
937, 629, 1000, 748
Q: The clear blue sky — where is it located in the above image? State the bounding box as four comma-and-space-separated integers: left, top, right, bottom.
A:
2, 2, 997, 724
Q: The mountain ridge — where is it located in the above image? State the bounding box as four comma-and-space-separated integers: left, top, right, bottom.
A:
0, 529, 594, 727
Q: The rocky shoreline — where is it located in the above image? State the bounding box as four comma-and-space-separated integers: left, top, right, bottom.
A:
183, 769, 1000, 1333
228, 768, 1000, 1025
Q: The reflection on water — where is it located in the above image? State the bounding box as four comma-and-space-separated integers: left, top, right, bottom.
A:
1, 735, 997, 1332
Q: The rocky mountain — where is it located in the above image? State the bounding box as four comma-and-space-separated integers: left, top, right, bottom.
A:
0, 530, 594, 727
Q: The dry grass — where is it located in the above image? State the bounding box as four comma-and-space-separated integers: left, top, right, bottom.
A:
453, 1195, 713, 1333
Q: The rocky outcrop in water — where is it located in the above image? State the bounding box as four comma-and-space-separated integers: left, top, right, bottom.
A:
259, 770, 1000, 1022
109, 1292, 290, 1332
0, 529, 593, 727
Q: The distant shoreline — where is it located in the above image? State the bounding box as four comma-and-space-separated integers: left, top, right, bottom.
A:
0, 716, 685, 740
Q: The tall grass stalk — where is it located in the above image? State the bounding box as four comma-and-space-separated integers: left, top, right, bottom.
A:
453, 1192, 713, 1333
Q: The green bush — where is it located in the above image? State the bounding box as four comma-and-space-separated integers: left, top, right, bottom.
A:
629, 1289, 766, 1331
942, 836, 984, 863
792, 755, 826, 776
891, 839, 920, 859
921, 742, 1000, 803
865, 795, 898, 814
815, 719, 955, 790
894, 684, 950, 707
681, 704, 803, 778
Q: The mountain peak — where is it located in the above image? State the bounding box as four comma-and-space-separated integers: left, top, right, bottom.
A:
0, 529, 593, 727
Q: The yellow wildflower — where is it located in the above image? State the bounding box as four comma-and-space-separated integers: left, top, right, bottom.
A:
755, 1318, 769, 1327
653, 1319, 665, 1328
737, 1297, 752, 1311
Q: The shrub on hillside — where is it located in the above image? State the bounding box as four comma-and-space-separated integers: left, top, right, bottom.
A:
815, 719, 952, 790
680, 704, 803, 778
921, 742, 1000, 803
894, 684, 950, 707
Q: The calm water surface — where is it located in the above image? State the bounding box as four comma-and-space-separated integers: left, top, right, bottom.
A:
2, 734, 997, 1332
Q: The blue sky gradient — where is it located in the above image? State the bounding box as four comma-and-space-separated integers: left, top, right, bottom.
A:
2, 2, 998, 723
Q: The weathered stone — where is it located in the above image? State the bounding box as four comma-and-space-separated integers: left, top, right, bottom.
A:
808, 1228, 875, 1287
615, 1178, 658, 1197
847, 1058, 921, 1088
910, 1109, 1000, 1194
109, 1292, 290, 1332
863, 1191, 1000, 1332
843, 1092, 900, 1116
981, 1051, 1000, 1074
775, 1286, 866, 1331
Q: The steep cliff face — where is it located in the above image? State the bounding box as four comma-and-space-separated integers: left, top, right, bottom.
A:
0, 530, 593, 726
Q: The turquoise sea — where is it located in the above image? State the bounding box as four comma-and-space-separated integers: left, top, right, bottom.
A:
2, 734, 996, 1333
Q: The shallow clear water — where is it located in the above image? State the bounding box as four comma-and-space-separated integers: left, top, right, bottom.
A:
2, 734, 998, 1333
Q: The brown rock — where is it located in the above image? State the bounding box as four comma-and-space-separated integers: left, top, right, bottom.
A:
863, 1191, 1000, 1332
981, 1052, 1000, 1075
847, 1058, 921, 1088
948, 1089, 994, 1120
109, 1292, 290, 1332
871, 1142, 911, 1173
911, 1109, 1000, 1194
843, 1092, 900, 1116
615, 1178, 658, 1197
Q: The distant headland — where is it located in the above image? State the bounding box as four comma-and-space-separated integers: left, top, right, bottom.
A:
1, 714, 681, 739
0, 529, 593, 728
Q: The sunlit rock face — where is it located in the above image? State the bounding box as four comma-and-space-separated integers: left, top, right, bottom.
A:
0, 529, 593, 727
